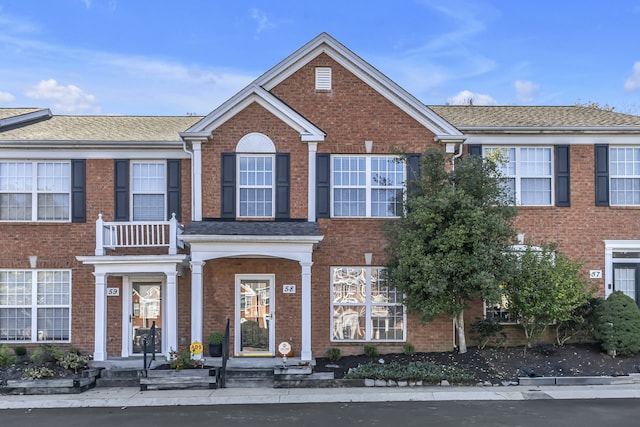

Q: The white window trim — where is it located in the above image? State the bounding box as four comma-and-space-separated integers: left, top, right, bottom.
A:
483, 146, 554, 206
330, 266, 406, 342
236, 154, 276, 218
0, 269, 72, 343
330, 155, 406, 218
130, 160, 167, 221
0, 160, 72, 222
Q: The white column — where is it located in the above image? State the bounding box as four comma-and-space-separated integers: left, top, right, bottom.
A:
93, 272, 107, 361
165, 270, 179, 357
95, 214, 105, 256
190, 260, 205, 356
604, 244, 614, 298
307, 142, 317, 222
192, 142, 203, 221
300, 260, 313, 360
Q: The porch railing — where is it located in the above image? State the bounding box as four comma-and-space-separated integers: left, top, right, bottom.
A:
220, 318, 230, 388
94, 214, 183, 256
142, 321, 157, 371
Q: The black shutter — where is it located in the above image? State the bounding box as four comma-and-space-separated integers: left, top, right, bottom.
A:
275, 153, 290, 219
595, 144, 609, 206
406, 153, 421, 198
167, 159, 181, 221
221, 153, 236, 218
316, 153, 330, 218
468, 144, 482, 156
114, 159, 129, 221
71, 159, 86, 223
555, 145, 570, 207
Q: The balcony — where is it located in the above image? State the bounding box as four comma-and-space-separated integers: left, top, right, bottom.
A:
94, 214, 183, 256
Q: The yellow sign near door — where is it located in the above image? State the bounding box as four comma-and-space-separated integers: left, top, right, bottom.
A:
190, 341, 203, 355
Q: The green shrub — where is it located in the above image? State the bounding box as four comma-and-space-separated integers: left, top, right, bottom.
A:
345, 361, 473, 384
326, 347, 342, 362
402, 343, 416, 356
208, 332, 224, 345
555, 298, 602, 346
363, 345, 379, 358
593, 291, 640, 356
23, 366, 54, 379
30, 347, 46, 364
0, 344, 16, 367
470, 318, 507, 349
13, 346, 27, 356
57, 350, 90, 373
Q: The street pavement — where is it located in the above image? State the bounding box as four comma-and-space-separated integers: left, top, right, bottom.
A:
2, 383, 640, 409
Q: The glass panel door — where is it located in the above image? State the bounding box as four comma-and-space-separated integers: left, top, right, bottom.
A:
236, 276, 273, 355
131, 283, 162, 354
614, 264, 639, 304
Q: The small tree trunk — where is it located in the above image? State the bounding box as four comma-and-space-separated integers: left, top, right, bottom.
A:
456, 310, 467, 354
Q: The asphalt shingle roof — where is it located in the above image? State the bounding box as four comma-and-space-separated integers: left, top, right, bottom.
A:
0, 113, 202, 141
184, 220, 321, 236
429, 106, 640, 129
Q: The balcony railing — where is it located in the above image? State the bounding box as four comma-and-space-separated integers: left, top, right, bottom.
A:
95, 214, 183, 256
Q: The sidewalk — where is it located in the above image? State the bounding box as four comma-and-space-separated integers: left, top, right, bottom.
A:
2, 384, 640, 409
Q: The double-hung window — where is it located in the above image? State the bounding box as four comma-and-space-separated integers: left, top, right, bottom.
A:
0, 270, 71, 342
331, 267, 405, 341
484, 147, 553, 205
610, 147, 640, 205
0, 161, 71, 221
238, 155, 274, 217
131, 162, 166, 221
332, 156, 404, 217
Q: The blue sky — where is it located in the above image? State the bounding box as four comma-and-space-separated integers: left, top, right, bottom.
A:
1, 0, 639, 116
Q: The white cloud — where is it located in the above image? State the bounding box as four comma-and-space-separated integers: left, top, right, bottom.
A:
624, 62, 640, 91
514, 80, 540, 103
25, 79, 98, 113
447, 90, 497, 105
0, 91, 16, 103
251, 8, 276, 33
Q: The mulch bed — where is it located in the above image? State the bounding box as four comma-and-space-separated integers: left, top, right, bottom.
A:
314, 343, 640, 384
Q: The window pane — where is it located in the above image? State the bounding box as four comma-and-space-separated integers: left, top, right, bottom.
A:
37, 308, 69, 341
0, 162, 31, 191
0, 271, 32, 305
0, 307, 32, 341
520, 148, 551, 176
133, 194, 165, 220
0, 193, 31, 220
37, 194, 69, 220
371, 189, 402, 217
611, 178, 640, 205
334, 189, 365, 216
332, 305, 365, 340
238, 156, 273, 217
521, 178, 552, 205
332, 267, 366, 304
37, 271, 70, 305
132, 163, 165, 192
37, 163, 70, 192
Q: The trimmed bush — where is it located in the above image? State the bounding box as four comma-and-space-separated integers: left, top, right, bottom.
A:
402, 343, 416, 356
13, 346, 27, 356
326, 347, 342, 362
0, 344, 16, 367
593, 291, 640, 356
363, 345, 379, 358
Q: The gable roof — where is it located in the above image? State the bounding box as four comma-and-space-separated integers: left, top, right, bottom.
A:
187, 33, 463, 142
430, 106, 640, 133
185, 84, 326, 142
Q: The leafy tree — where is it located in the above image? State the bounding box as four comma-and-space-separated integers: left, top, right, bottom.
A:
503, 245, 594, 348
384, 148, 518, 353
593, 291, 640, 356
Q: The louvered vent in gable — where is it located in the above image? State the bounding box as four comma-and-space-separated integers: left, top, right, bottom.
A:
315, 67, 332, 91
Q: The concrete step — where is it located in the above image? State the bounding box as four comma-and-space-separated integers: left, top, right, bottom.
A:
140, 369, 218, 391
96, 369, 141, 388
223, 368, 274, 388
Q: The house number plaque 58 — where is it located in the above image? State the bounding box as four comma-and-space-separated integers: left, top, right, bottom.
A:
283, 284, 296, 294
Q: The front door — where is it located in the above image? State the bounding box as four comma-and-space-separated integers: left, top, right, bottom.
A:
235, 274, 274, 355
131, 282, 162, 354
613, 264, 640, 305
